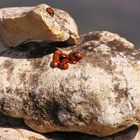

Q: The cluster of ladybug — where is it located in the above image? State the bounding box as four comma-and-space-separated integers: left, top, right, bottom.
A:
50, 49, 83, 70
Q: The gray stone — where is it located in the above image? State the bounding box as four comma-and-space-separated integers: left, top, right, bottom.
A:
0, 31, 139, 137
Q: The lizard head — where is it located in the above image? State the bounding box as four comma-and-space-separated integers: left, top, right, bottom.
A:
28, 4, 79, 45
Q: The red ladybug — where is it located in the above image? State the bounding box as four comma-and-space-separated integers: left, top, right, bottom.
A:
59, 63, 69, 70
74, 52, 83, 60
46, 7, 55, 17
53, 53, 60, 60
61, 58, 69, 64
50, 60, 60, 68
54, 49, 62, 55
69, 59, 77, 64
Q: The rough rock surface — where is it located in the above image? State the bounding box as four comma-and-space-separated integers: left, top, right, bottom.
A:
0, 112, 139, 140
0, 4, 79, 47
0, 31, 140, 137
0, 128, 48, 140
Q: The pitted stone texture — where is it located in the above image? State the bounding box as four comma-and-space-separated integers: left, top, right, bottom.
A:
0, 4, 79, 47
0, 31, 139, 137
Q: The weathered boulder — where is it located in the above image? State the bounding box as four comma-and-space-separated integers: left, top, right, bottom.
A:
0, 31, 140, 137
0, 4, 79, 47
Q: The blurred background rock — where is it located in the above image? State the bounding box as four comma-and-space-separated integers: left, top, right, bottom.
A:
0, 0, 139, 49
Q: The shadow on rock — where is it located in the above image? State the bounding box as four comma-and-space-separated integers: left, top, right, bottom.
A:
0, 111, 138, 140
0, 40, 71, 59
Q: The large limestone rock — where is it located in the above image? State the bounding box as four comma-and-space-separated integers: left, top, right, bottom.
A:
0, 4, 79, 47
0, 31, 140, 137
